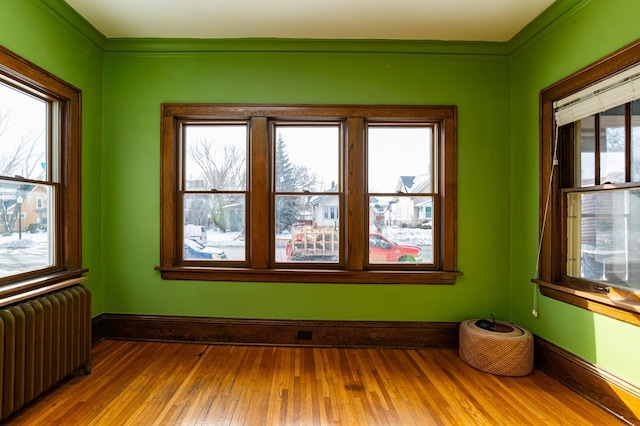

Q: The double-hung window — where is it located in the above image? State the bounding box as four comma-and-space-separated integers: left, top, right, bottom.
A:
158, 104, 459, 284
0, 45, 82, 293
537, 39, 640, 323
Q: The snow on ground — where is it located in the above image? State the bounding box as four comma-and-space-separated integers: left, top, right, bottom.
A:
206, 230, 245, 247
206, 227, 432, 248
376, 227, 432, 246
0, 231, 50, 277
0, 231, 47, 248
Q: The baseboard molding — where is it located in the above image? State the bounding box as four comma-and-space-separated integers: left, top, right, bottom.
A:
535, 337, 640, 425
91, 313, 459, 349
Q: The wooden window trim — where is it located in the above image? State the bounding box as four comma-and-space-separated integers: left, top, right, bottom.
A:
157, 104, 460, 284
536, 39, 640, 325
0, 45, 85, 294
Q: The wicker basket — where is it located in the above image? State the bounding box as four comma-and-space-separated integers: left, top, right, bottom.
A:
459, 319, 534, 377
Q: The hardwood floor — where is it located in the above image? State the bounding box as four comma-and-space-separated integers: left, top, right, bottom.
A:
5, 339, 624, 425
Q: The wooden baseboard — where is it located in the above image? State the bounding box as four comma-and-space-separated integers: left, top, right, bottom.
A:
535, 337, 640, 425
91, 313, 459, 349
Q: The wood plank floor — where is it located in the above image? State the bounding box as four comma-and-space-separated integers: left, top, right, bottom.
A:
5, 339, 624, 425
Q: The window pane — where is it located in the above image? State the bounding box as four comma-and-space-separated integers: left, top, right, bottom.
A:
368, 195, 432, 264
367, 126, 433, 266
568, 188, 640, 293
275, 195, 339, 263
184, 124, 247, 191
599, 106, 626, 184
632, 100, 640, 182
274, 125, 339, 193
368, 126, 431, 193
577, 116, 596, 187
0, 82, 48, 181
183, 193, 245, 261
0, 180, 54, 277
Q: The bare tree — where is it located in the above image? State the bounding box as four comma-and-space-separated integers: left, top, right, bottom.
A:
0, 107, 46, 234
188, 138, 245, 191
187, 138, 246, 231
0, 108, 46, 179
0, 131, 46, 179
289, 164, 317, 192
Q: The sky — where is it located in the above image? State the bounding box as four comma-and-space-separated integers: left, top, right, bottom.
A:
183, 122, 433, 193
277, 125, 432, 193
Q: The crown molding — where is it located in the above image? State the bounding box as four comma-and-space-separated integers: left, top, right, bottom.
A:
39, 0, 592, 57
35, 0, 106, 50
507, 0, 592, 56
102, 38, 508, 56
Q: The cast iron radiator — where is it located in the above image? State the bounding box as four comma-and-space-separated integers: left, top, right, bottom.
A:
0, 282, 91, 420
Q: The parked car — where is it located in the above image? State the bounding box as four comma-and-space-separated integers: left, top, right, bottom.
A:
368, 233, 422, 263
184, 224, 207, 244
184, 239, 227, 260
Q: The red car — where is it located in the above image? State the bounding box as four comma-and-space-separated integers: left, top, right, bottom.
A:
368, 233, 423, 263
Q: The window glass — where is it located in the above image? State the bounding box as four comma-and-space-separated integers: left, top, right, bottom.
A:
183, 124, 247, 262
0, 82, 48, 180
0, 180, 54, 277
632, 100, 640, 182
367, 126, 433, 265
599, 105, 626, 184
367, 126, 431, 193
368, 195, 433, 264
183, 193, 244, 261
184, 124, 246, 191
274, 126, 339, 192
273, 125, 340, 264
578, 116, 596, 187
568, 188, 640, 293
277, 195, 339, 263
0, 82, 55, 279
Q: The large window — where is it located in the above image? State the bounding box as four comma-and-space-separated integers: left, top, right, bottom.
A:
158, 104, 459, 284
0, 45, 83, 293
537, 39, 640, 324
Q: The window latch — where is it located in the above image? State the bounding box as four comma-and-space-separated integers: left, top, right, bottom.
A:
594, 284, 610, 293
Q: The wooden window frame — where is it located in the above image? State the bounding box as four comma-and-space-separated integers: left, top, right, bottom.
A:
157, 104, 460, 284
536, 39, 640, 326
0, 45, 84, 300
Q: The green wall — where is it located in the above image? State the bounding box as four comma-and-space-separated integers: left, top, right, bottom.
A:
0, 0, 105, 316
510, 0, 640, 385
102, 49, 512, 321
3, 0, 640, 389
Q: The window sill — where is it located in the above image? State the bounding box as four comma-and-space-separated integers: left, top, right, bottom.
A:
156, 266, 462, 284
0, 269, 88, 308
533, 279, 640, 327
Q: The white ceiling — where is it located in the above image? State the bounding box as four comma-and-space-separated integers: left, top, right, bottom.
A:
64, 0, 556, 42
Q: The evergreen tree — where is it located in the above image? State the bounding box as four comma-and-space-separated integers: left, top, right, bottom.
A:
275, 134, 302, 233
